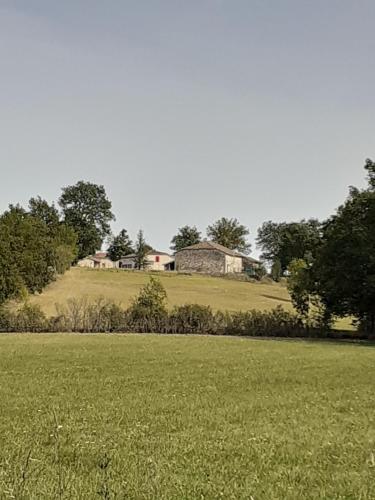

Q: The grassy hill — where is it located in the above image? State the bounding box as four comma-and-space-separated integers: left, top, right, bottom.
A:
29, 267, 292, 316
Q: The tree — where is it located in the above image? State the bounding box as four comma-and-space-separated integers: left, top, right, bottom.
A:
29, 196, 60, 228
291, 159, 375, 334
107, 229, 133, 261
256, 219, 322, 272
206, 217, 251, 254
287, 258, 311, 316
271, 259, 282, 282
170, 225, 201, 252
59, 181, 115, 259
134, 230, 150, 270
313, 163, 375, 333
29, 196, 77, 272
0, 205, 63, 303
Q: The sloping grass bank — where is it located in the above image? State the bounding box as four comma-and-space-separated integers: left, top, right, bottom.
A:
27, 267, 292, 316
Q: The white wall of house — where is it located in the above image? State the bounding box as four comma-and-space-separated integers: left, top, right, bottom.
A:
77, 257, 115, 269
77, 258, 95, 268
147, 253, 174, 271
117, 253, 174, 271
225, 255, 243, 273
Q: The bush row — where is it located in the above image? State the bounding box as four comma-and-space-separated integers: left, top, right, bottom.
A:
0, 300, 313, 336
0, 278, 364, 338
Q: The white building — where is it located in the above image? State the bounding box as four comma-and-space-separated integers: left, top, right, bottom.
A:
77, 252, 115, 269
117, 251, 174, 271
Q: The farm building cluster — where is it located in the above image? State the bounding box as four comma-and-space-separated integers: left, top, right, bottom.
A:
77, 241, 260, 276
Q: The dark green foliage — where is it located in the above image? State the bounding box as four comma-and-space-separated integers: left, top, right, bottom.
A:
0, 202, 77, 305
170, 225, 201, 252
257, 219, 322, 272
287, 258, 311, 316
126, 277, 168, 332
133, 230, 150, 270
207, 217, 251, 254
59, 181, 115, 259
28, 197, 60, 227
311, 162, 375, 334
271, 259, 282, 282
252, 263, 268, 281
169, 304, 214, 334
107, 229, 133, 261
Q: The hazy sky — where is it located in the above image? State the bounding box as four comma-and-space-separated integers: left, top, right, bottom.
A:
1, 1, 374, 255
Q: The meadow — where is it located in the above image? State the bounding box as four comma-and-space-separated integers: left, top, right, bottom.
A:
29, 268, 292, 316
0, 333, 374, 499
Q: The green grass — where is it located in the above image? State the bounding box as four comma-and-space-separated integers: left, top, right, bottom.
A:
0, 334, 374, 499
29, 267, 292, 316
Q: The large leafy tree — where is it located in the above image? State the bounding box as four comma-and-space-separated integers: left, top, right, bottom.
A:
206, 217, 251, 254
0, 206, 60, 303
287, 160, 375, 334
107, 229, 133, 261
29, 196, 60, 228
29, 197, 77, 273
311, 160, 375, 333
170, 225, 201, 252
256, 219, 322, 272
59, 181, 115, 259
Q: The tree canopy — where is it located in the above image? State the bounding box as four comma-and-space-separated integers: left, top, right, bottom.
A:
288, 159, 375, 333
256, 219, 322, 272
0, 205, 77, 304
107, 229, 133, 261
207, 217, 251, 254
170, 225, 201, 252
59, 181, 114, 259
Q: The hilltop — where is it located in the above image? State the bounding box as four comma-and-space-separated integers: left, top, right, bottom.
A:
29, 267, 292, 316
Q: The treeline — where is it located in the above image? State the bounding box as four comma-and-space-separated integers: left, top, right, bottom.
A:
0, 201, 77, 304
1, 277, 367, 338
0, 181, 115, 305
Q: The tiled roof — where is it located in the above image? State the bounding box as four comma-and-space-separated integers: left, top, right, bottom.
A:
177, 241, 240, 257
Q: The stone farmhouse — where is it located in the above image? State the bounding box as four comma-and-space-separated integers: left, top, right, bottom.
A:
174, 241, 260, 275
77, 252, 115, 269
117, 251, 175, 271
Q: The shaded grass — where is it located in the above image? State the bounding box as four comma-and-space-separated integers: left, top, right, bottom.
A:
0, 334, 374, 499
28, 268, 292, 317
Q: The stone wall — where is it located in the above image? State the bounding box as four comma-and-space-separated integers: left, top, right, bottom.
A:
175, 249, 226, 274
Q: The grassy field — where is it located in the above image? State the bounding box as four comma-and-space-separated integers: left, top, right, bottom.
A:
29, 268, 292, 316
0, 333, 374, 499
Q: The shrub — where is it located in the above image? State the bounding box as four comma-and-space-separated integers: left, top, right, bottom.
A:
12, 303, 47, 333
169, 304, 215, 334
52, 297, 125, 332
126, 277, 168, 332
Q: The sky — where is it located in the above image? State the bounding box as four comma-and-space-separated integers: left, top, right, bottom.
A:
0, 0, 374, 256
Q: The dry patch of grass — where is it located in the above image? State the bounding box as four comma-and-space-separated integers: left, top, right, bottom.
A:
0, 334, 374, 499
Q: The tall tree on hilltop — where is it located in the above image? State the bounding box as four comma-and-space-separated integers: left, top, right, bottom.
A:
134, 230, 150, 270
207, 217, 251, 254
107, 229, 133, 261
59, 181, 115, 259
256, 219, 322, 272
170, 225, 201, 252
